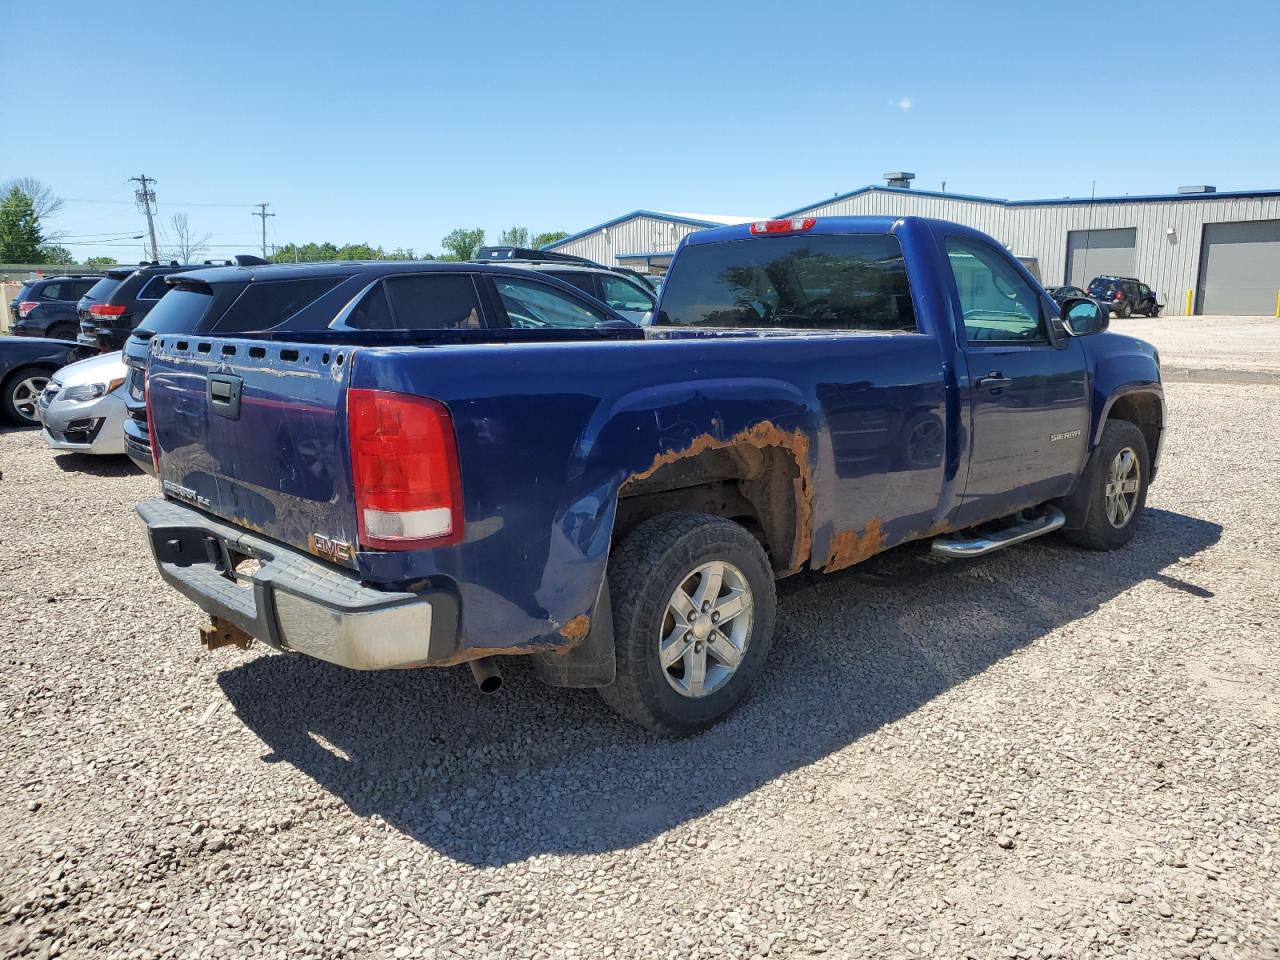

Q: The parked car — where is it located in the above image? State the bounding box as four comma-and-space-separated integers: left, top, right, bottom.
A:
473, 246, 656, 322
77, 261, 244, 353
122, 258, 613, 472
138, 216, 1164, 735
1046, 285, 1110, 319
1086, 276, 1160, 318
36, 350, 129, 455
0, 336, 81, 425
8, 275, 103, 341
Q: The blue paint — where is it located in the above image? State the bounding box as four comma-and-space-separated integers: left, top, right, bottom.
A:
146, 216, 1162, 662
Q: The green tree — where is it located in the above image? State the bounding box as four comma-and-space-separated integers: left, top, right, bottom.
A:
85, 256, 118, 267
531, 230, 569, 249
269, 241, 428, 263
0, 187, 44, 262
39, 245, 74, 265
439, 228, 485, 261
498, 226, 529, 247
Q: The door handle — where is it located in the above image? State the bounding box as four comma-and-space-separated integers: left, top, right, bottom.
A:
976, 372, 1013, 390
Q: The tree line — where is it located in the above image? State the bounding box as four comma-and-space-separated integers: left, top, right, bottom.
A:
269, 227, 570, 264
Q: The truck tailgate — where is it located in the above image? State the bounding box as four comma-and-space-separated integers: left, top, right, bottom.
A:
147, 337, 360, 567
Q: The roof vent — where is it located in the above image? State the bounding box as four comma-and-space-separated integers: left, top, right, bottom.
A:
1177, 185, 1216, 194
884, 172, 915, 189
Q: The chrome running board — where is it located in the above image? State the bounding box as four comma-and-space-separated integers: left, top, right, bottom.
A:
930, 506, 1066, 559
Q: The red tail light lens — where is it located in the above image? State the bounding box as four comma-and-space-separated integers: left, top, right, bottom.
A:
89, 304, 127, 317
1114, 291, 1123, 301
347, 388, 463, 550
18, 301, 38, 317
749, 217, 817, 235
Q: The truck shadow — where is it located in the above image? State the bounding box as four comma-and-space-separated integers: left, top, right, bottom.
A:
217, 507, 1220, 866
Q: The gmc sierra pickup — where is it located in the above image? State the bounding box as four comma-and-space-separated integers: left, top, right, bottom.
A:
137, 216, 1164, 734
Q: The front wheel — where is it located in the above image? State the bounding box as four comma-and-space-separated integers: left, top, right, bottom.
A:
1, 369, 52, 425
600, 512, 777, 736
1063, 420, 1150, 550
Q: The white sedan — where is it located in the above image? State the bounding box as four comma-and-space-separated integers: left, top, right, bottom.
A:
38, 351, 129, 456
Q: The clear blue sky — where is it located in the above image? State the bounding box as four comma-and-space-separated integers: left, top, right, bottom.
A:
7, 0, 1279, 261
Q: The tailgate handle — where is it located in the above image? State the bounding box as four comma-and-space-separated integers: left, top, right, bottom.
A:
207, 374, 243, 419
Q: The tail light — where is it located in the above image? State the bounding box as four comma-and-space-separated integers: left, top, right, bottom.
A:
749, 217, 817, 235
89, 304, 127, 318
143, 370, 160, 475
347, 388, 463, 550
1114, 291, 1124, 301
18, 301, 38, 317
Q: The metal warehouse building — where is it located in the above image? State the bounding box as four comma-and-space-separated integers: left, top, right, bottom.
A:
548, 177, 1280, 316
544, 210, 762, 275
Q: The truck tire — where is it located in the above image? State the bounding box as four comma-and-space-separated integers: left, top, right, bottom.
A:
1117, 301, 1131, 319
1062, 419, 1150, 551
599, 512, 777, 736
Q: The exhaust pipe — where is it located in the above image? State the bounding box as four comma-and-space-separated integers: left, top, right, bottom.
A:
468, 658, 503, 694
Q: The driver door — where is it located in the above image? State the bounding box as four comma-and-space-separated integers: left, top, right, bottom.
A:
945, 235, 1090, 527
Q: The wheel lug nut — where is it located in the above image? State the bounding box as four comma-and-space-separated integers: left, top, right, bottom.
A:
685, 632, 693, 642
701, 602, 710, 612
711, 612, 720, 622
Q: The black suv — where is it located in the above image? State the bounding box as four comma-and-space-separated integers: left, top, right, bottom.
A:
78, 261, 241, 352
9, 275, 103, 340
1086, 276, 1160, 318
472, 246, 657, 322
123, 258, 633, 471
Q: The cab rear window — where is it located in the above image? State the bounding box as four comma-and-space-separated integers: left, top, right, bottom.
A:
657, 234, 916, 332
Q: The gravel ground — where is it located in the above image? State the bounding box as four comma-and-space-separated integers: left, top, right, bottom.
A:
1113, 317, 1280, 380
1, 381, 1278, 960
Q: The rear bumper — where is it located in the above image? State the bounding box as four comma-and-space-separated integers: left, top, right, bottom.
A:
137, 499, 459, 669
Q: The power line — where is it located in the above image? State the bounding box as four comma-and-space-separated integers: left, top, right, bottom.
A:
252, 203, 276, 259
129, 175, 160, 261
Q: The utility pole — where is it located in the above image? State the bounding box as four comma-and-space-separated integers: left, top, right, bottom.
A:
130, 175, 160, 261
252, 203, 275, 259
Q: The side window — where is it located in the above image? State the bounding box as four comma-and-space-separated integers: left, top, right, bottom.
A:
545, 271, 598, 297
945, 237, 1046, 344
385, 274, 484, 330
343, 275, 483, 331
599, 274, 655, 312
38, 283, 62, 300
217, 277, 342, 332
343, 285, 393, 330
137, 276, 172, 300
493, 276, 607, 329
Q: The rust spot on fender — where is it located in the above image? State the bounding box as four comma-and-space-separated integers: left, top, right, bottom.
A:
628, 421, 815, 571
558, 615, 591, 644
823, 517, 887, 573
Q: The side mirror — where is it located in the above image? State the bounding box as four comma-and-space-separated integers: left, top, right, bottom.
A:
1062, 297, 1108, 337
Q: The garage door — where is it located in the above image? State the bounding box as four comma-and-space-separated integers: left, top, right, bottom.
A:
1065, 228, 1136, 288
1197, 220, 1280, 315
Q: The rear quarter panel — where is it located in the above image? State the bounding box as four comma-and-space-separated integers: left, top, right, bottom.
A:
348, 330, 954, 658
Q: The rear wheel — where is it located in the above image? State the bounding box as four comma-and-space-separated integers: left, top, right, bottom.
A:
1, 368, 52, 425
1063, 419, 1149, 550
1117, 301, 1132, 319
600, 512, 777, 736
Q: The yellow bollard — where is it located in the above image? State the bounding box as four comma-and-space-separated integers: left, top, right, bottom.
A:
1185, 289, 1194, 316
1275, 288, 1280, 318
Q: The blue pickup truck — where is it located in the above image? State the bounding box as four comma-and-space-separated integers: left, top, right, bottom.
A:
137, 216, 1163, 734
